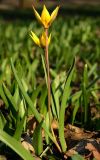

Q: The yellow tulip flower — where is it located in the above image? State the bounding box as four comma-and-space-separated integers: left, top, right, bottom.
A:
30, 31, 51, 48
33, 5, 59, 28
30, 31, 41, 47
40, 31, 51, 48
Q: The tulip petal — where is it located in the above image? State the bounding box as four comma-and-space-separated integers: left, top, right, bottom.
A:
40, 31, 46, 47
32, 6, 42, 24
41, 5, 51, 28
48, 33, 51, 45
30, 31, 41, 47
40, 32, 51, 47
50, 6, 59, 24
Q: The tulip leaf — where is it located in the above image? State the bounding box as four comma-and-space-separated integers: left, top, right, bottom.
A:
59, 59, 75, 152
0, 84, 8, 108
82, 64, 89, 124
10, 59, 55, 144
3, 83, 18, 113
14, 115, 26, 141
0, 130, 34, 160
72, 100, 80, 124
33, 120, 43, 155
71, 154, 84, 160
0, 111, 6, 130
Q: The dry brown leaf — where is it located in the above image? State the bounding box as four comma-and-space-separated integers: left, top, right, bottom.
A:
85, 143, 100, 160
65, 149, 77, 157
65, 124, 96, 140
27, 116, 37, 134
21, 140, 35, 153
22, 141, 41, 160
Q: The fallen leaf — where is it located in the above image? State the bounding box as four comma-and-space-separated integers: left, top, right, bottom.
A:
85, 143, 100, 160
65, 124, 97, 140
21, 140, 35, 153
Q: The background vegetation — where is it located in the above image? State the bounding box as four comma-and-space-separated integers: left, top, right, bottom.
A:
0, 13, 100, 159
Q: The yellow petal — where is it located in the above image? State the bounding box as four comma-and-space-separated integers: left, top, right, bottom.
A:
41, 5, 51, 28
40, 31, 46, 47
50, 6, 59, 24
32, 6, 42, 24
48, 33, 51, 45
30, 31, 41, 47
40, 32, 51, 47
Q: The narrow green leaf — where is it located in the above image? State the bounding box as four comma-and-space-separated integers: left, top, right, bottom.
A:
91, 91, 99, 104
0, 111, 6, 130
51, 76, 60, 119
18, 99, 26, 119
28, 84, 43, 115
45, 112, 50, 145
71, 91, 82, 103
50, 68, 57, 78
0, 130, 34, 160
88, 63, 97, 77
31, 83, 43, 108
3, 84, 18, 120
83, 64, 88, 87
33, 121, 43, 155
59, 59, 75, 152
71, 154, 85, 160
39, 86, 47, 115
82, 64, 89, 124
10, 59, 55, 145
10, 59, 42, 123
14, 115, 25, 141
85, 60, 97, 77
51, 88, 58, 119
0, 84, 8, 107
3, 83, 18, 112
13, 85, 19, 106
72, 100, 80, 124
41, 53, 47, 86
87, 76, 100, 89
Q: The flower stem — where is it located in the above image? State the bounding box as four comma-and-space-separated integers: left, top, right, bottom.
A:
45, 28, 61, 152
45, 28, 51, 124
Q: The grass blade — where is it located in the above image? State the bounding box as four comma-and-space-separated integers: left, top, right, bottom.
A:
3, 83, 18, 113
72, 100, 80, 124
0, 111, 7, 130
59, 59, 75, 152
82, 64, 89, 124
33, 121, 43, 155
0, 84, 8, 107
10, 59, 56, 145
14, 115, 25, 141
71, 154, 85, 160
0, 129, 34, 160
